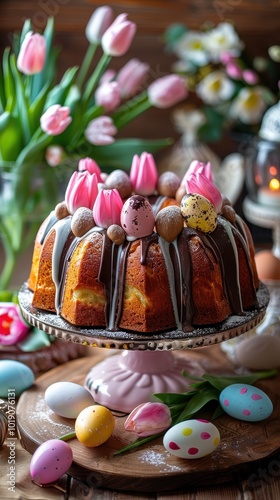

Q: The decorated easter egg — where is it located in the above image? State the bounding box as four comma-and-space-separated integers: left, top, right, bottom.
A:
219, 384, 273, 422
30, 439, 73, 485
75, 405, 114, 447
45, 381, 95, 419
0, 360, 34, 397
121, 195, 155, 238
180, 193, 217, 233
163, 419, 220, 459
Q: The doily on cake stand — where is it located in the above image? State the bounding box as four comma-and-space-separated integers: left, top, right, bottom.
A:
18, 282, 269, 413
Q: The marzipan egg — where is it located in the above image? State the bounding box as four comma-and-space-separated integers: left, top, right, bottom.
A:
0, 360, 34, 397
219, 384, 273, 422
180, 194, 217, 233
75, 405, 114, 447
163, 419, 220, 459
30, 439, 73, 485
45, 381, 94, 419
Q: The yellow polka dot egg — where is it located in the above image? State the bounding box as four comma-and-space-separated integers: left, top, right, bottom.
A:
75, 405, 114, 448
163, 419, 220, 459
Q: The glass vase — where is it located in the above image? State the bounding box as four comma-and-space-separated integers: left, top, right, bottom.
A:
0, 161, 71, 291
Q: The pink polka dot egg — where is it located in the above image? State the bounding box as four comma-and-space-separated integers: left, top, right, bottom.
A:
163, 419, 220, 459
219, 383, 273, 422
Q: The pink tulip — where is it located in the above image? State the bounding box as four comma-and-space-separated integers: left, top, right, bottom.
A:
93, 189, 123, 228
220, 51, 234, 64
17, 31, 46, 75
95, 81, 121, 112
130, 152, 158, 196
124, 402, 172, 437
242, 69, 259, 85
65, 171, 99, 214
147, 74, 187, 109
101, 13, 137, 57
100, 69, 116, 84
182, 160, 213, 185
85, 6, 114, 44
85, 116, 117, 145
186, 172, 223, 212
78, 157, 102, 182
116, 58, 150, 98
40, 105, 72, 136
45, 145, 64, 167
0, 303, 30, 346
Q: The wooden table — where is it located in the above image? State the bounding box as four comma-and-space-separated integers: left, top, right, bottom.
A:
1, 344, 280, 499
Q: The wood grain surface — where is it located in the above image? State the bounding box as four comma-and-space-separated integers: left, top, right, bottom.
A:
16, 345, 280, 494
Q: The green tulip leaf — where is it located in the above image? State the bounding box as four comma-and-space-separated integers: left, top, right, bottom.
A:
0, 111, 24, 161
44, 67, 79, 109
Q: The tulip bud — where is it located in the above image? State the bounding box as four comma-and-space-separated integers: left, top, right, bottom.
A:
40, 105, 72, 136
130, 152, 158, 196
95, 81, 121, 112
124, 402, 172, 437
78, 157, 102, 182
17, 31, 46, 75
85, 116, 117, 145
182, 160, 213, 184
116, 58, 150, 99
226, 61, 242, 80
0, 303, 30, 345
101, 13, 137, 57
186, 172, 223, 213
85, 6, 114, 44
93, 189, 123, 228
147, 74, 187, 109
65, 171, 99, 214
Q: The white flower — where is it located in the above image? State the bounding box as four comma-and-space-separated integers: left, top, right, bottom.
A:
174, 31, 210, 67
229, 87, 267, 124
206, 22, 244, 62
196, 70, 235, 105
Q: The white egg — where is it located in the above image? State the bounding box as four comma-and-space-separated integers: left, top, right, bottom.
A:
163, 419, 220, 459
235, 335, 280, 370
45, 381, 94, 419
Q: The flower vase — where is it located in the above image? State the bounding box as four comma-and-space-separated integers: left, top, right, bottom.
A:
0, 162, 70, 291
158, 107, 221, 178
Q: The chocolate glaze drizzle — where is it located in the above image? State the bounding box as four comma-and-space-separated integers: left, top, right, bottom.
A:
38, 212, 258, 333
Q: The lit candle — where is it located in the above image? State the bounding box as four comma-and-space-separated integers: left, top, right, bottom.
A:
257, 177, 280, 207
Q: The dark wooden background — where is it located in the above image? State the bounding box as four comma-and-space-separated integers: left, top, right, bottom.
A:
1, 0, 279, 155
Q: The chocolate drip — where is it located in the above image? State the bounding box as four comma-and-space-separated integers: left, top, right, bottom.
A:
176, 229, 196, 332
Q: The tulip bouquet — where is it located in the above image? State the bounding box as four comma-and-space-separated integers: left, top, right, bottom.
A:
164, 21, 279, 142
0, 5, 187, 291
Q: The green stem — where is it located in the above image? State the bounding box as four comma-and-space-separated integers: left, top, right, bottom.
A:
112, 95, 152, 130
0, 247, 17, 290
76, 43, 98, 90
82, 52, 111, 105
59, 431, 76, 442
113, 431, 165, 456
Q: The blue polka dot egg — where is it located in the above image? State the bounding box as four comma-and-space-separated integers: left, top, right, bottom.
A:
219, 384, 273, 422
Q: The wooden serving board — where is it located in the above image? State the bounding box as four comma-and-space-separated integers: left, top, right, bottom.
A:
16, 345, 280, 493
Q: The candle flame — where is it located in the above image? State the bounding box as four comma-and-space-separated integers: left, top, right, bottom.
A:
269, 178, 280, 192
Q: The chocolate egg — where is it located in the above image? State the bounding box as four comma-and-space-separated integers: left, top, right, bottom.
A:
181, 194, 217, 233
157, 171, 181, 198
121, 195, 155, 238
163, 419, 220, 459
155, 206, 184, 242
107, 224, 126, 245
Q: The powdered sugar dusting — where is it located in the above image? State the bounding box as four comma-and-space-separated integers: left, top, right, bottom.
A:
33, 398, 73, 437
138, 450, 183, 472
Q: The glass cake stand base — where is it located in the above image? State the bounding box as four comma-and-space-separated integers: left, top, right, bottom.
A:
19, 282, 269, 412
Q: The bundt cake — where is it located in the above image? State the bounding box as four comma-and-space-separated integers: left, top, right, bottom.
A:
27, 154, 259, 334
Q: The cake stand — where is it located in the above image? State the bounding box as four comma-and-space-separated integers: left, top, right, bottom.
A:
18, 282, 269, 413
243, 197, 280, 335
